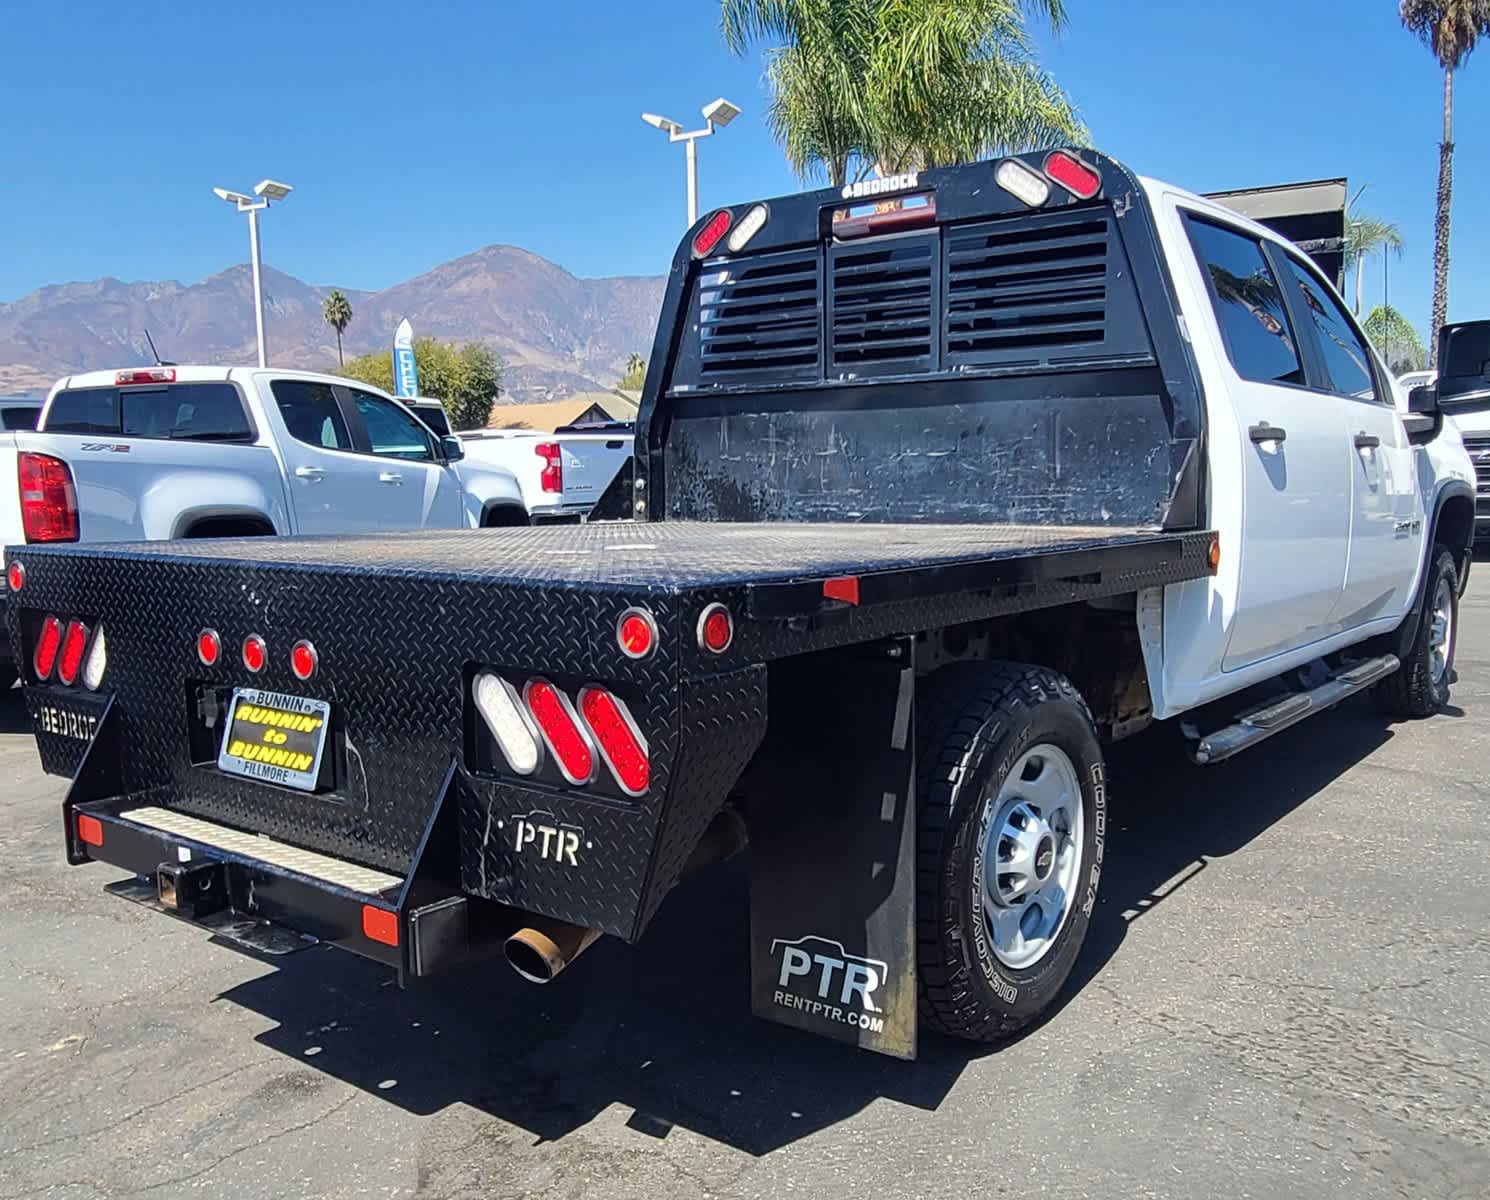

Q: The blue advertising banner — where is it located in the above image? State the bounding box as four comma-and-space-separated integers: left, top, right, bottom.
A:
393, 317, 418, 398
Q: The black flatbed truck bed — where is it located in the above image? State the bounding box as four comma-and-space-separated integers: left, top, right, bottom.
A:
7, 148, 1224, 1059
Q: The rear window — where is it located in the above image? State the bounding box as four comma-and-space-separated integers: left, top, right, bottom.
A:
44, 383, 253, 441
412, 405, 451, 437
1, 405, 40, 431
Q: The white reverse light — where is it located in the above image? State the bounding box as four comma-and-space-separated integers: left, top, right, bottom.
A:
473, 671, 542, 775
81, 625, 108, 692
726, 203, 768, 252
995, 158, 1050, 208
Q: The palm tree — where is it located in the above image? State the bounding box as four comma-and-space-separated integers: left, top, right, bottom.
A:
625, 352, 645, 376
321, 290, 353, 366
1363, 304, 1427, 374
1344, 212, 1403, 315
1400, 1, 1490, 365
721, 0, 1082, 186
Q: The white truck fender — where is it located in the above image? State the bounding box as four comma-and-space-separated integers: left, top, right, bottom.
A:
139, 472, 287, 540
452, 463, 527, 527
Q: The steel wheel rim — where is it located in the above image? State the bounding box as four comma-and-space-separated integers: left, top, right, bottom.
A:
980, 743, 1085, 970
1430, 576, 1454, 686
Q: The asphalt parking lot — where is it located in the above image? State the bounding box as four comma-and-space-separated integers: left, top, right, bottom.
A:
3, 582, 1489, 1200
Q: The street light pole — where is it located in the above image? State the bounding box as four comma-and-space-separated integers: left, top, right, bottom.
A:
213, 179, 293, 368
641, 99, 741, 228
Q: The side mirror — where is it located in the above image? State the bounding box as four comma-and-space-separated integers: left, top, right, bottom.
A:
440, 435, 465, 463
1408, 385, 1440, 414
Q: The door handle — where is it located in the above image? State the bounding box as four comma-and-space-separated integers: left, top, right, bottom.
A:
294, 465, 325, 479
1249, 422, 1287, 445
378, 472, 404, 484
1354, 432, 1381, 449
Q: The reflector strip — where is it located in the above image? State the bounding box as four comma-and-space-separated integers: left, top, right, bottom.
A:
578, 688, 650, 796
76, 813, 104, 847
473, 672, 542, 775
81, 626, 108, 691
121, 806, 402, 893
33, 615, 62, 681
362, 905, 399, 947
524, 679, 596, 785
57, 621, 89, 686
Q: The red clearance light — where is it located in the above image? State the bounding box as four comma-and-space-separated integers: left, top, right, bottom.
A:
242, 634, 267, 674
33, 615, 63, 681
535, 442, 563, 494
291, 640, 318, 681
617, 608, 657, 659
692, 208, 733, 258
1043, 151, 1101, 200
579, 688, 650, 796
57, 620, 89, 686
832, 193, 937, 240
76, 812, 104, 847
524, 679, 596, 785
18, 452, 79, 543
197, 628, 221, 667
697, 603, 733, 654
361, 905, 399, 947
823, 575, 861, 606
115, 368, 176, 384
6, 560, 24, 592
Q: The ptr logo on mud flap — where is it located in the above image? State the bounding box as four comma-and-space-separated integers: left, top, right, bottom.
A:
769, 934, 888, 1033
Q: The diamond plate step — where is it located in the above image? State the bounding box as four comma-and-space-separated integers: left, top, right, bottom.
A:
121, 806, 402, 895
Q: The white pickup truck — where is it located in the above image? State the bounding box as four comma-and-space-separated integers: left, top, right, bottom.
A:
1, 396, 43, 686
11, 366, 527, 542
5, 151, 1481, 1060
1403, 326, 1490, 544
455, 424, 633, 523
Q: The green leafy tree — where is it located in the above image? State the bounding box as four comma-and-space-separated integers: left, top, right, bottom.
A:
620, 353, 647, 390
1344, 212, 1402, 315
321, 290, 353, 366
338, 338, 503, 431
721, 0, 1083, 186
1400, 1, 1490, 363
1364, 304, 1428, 374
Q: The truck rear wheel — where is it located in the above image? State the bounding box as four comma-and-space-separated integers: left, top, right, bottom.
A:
916, 663, 1104, 1043
1375, 546, 1460, 718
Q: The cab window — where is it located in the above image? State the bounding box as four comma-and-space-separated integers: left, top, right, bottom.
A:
1183, 217, 1305, 388
1276, 254, 1380, 402
271, 380, 352, 450
45, 383, 252, 440
352, 392, 435, 461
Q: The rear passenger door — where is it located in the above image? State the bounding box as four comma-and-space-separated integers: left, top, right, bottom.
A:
1270, 250, 1419, 627
268, 380, 408, 533
1181, 215, 1353, 670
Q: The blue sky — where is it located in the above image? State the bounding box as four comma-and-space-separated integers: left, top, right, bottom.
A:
2, 0, 1485, 343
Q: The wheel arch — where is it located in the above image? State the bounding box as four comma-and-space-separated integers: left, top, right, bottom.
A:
173, 507, 278, 539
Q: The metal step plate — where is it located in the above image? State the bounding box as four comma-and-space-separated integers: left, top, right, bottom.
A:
121, 806, 402, 895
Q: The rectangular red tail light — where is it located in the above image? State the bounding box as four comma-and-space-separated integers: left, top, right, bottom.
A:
18, 452, 79, 543
535, 442, 562, 494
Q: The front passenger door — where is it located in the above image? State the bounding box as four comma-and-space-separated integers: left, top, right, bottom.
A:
342, 389, 465, 529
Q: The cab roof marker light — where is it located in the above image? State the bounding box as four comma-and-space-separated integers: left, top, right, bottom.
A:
1043, 150, 1102, 200
995, 158, 1050, 207
116, 368, 175, 385
81, 625, 108, 691
726, 204, 768, 253
692, 209, 733, 258
473, 672, 542, 776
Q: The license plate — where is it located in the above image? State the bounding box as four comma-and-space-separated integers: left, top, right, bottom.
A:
217, 688, 331, 793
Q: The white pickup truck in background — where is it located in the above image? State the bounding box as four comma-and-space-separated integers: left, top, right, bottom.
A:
11, 366, 527, 545
1402, 327, 1490, 545
456, 424, 633, 523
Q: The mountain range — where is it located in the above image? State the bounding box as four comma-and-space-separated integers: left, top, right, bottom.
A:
0, 246, 667, 403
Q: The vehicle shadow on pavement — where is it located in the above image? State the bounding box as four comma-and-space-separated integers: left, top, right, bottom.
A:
0, 684, 29, 733
215, 699, 1396, 1156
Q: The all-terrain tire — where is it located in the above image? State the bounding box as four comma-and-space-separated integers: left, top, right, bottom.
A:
1375, 546, 1459, 718
916, 663, 1105, 1043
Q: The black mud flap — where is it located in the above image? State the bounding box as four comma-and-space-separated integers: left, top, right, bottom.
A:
747, 641, 918, 1059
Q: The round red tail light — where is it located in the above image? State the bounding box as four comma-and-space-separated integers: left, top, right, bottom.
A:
698, 603, 733, 654
197, 629, 221, 667
242, 634, 267, 673
617, 608, 657, 659
6, 561, 24, 593
290, 640, 318, 681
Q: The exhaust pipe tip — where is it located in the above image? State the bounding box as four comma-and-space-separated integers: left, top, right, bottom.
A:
504, 921, 601, 984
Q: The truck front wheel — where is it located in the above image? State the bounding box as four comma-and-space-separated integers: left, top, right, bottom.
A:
916, 663, 1105, 1043
1376, 546, 1460, 718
